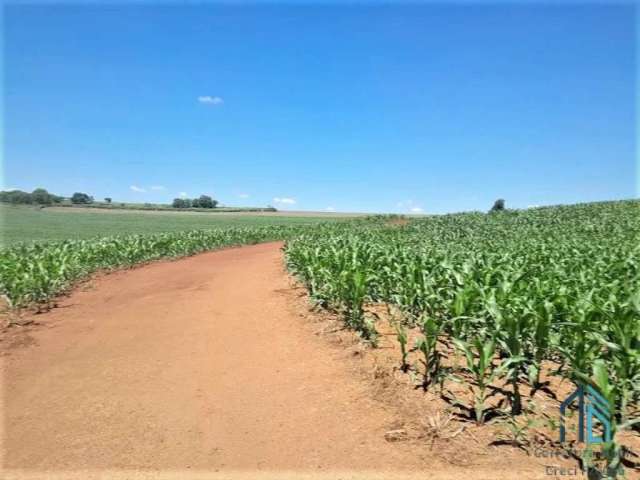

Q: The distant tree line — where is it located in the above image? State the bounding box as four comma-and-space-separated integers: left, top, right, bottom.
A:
172, 195, 218, 209
0, 188, 98, 205
0, 188, 65, 205
2, 188, 223, 210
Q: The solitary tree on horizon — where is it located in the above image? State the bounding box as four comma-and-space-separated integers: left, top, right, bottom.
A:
490, 198, 505, 212
71, 192, 92, 204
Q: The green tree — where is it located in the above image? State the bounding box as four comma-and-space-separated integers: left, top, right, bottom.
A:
490, 199, 505, 212
31, 188, 53, 205
198, 195, 217, 208
71, 192, 92, 204
0, 190, 32, 204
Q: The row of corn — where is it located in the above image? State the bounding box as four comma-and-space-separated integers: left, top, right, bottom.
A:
284, 200, 640, 475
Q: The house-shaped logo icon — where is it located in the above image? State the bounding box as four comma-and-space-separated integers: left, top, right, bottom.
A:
559, 384, 612, 444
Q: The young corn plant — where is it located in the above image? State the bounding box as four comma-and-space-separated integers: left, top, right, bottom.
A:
452, 336, 505, 425
556, 315, 602, 385
577, 361, 624, 479
344, 270, 375, 340
415, 315, 444, 390
394, 322, 410, 372
600, 295, 640, 426
527, 300, 553, 388
487, 294, 527, 416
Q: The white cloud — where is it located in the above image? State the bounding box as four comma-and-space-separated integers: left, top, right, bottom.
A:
179, 192, 188, 198
237, 193, 250, 199
150, 185, 165, 191
273, 197, 296, 205
325, 206, 335, 212
527, 204, 540, 209
130, 185, 146, 193
197, 96, 224, 105
398, 199, 425, 213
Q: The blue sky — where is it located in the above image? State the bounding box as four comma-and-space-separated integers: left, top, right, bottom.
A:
2, 1, 637, 214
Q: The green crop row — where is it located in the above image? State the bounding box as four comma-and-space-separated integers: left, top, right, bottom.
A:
284, 200, 640, 474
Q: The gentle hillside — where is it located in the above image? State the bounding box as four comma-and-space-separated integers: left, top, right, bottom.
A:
0, 204, 354, 246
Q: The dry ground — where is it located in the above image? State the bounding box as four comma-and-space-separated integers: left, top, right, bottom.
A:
0, 242, 619, 479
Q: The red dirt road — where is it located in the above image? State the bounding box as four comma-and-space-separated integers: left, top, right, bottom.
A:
2, 242, 551, 479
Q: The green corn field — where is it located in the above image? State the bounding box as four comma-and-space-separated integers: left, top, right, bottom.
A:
1, 199, 639, 471
284, 199, 640, 466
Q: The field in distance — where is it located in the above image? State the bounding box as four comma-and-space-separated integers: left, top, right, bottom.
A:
0, 204, 360, 246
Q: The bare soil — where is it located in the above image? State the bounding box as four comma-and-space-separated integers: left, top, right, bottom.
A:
0, 242, 620, 479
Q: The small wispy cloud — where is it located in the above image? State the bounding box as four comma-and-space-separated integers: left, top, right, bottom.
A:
130, 185, 146, 193
325, 206, 335, 212
237, 193, 250, 199
398, 199, 424, 214
273, 197, 296, 205
150, 185, 165, 191
527, 204, 540, 209
197, 96, 224, 105
179, 192, 188, 198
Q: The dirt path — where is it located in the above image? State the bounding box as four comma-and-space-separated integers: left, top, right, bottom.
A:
2, 242, 549, 479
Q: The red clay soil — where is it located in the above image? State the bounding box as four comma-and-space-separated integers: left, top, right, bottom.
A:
1, 242, 569, 479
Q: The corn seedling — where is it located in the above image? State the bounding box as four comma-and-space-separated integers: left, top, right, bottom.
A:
452, 336, 505, 425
